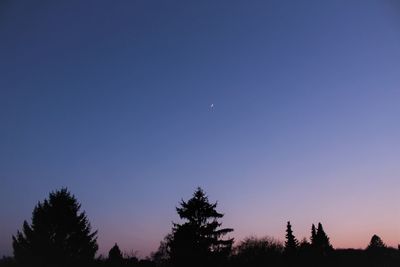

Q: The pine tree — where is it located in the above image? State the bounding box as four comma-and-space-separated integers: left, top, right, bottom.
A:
168, 187, 233, 266
108, 243, 123, 264
310, 224, 317, 247
12, 188, 98, 267
284, 221, 298, 254
315, 223, 332, 255
367, 235, 386, 250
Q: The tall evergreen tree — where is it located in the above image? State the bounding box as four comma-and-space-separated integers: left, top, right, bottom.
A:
168, 187, 233, 267
315, 223, 332, 255
310, 224, 317, 247
12, 188, 98, 267
284, 221, 298, 254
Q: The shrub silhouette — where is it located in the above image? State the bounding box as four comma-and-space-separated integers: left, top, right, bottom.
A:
12, 188, 98, 267
232, 236, 283, 267
151, 234, 172, 267
167, 187, 233, 267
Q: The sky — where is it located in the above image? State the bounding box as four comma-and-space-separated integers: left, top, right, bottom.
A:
1, 0, 400, 258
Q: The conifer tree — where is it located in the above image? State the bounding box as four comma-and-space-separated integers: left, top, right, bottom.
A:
284, 221, 298, 254
108, 243, 123, 263
315, 223, 333, 254
168, 187, 233, 267
310, 224, 317, 247
12, 188, 98, 267
367, 235, 386, 250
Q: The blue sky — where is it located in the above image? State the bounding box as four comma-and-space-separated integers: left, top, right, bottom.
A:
1, 0, 400, 257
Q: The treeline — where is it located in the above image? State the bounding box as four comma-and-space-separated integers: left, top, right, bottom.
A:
1, 187, 399, 267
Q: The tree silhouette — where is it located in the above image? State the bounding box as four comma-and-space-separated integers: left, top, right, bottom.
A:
298, 238, 312, 260
12, 188, 98, 267
367, 234, 386, 250
366, 234, 389, 263
310, 224, 317, 247
168, 187, 233, 267
108, 243, 123, 265
152, 234, 172, 267
284, 221, 298, 255
233, 236, 283, 267
314, 222, 332, 255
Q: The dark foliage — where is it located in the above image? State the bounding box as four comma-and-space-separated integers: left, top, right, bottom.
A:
93, 256, 153, 267
108, 243, 123, 265
367, 234, 386, 250
151, 234, 172, 267
12, 188, 98, 267
231, 236, 283, 267
4, 187, 400, 267
284, 221, 298, 255
167, 187, 234, 267
0, 257, 15, 267
311, 224, 317, 247
314, 222, 333, 256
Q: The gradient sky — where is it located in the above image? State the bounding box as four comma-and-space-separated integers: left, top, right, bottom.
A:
1, 0, 400, 258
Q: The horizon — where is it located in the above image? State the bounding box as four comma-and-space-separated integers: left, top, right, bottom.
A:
1, 0, 400, 258
3, 186, 400, 258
